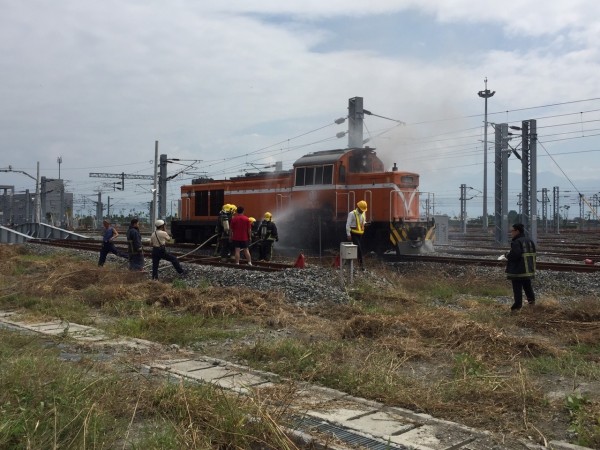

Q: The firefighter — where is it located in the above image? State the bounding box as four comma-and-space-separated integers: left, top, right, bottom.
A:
215, 204, 235, 260
258, 212, 278, 261
345, 200, 367, 269
248, 217, 259, 240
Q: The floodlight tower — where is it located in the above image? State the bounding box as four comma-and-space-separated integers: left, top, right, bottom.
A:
478, 78, 495, 231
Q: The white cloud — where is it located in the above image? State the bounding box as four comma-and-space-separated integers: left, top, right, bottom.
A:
1, 0, 599, 219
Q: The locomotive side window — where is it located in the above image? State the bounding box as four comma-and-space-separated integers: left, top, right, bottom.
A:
295, 164, 334, 186
315, 166, 323, 184
401, 176, 414, 184
210, 189, 224, 215
195, 189, 224, 216
323, 165, 333, 184
295, 167, 305, 186
339, 164, 346, 183
305, 167, 315, 185
195, 190, 209, 216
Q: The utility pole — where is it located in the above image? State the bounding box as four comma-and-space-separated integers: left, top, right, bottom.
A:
152, 141, 159, 225
553, 186, 560, 234
159, 153, 167, 218
460, 184, 467, 234
521, 119, 537, 241
493, 123, 509, 245
478, 78, 495, 232
96, 192, 102, 226
541, 188, 549, 233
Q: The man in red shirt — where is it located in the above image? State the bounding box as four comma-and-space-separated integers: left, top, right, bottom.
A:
229, 206, 252, 265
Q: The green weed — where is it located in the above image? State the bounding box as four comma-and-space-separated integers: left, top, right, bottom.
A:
453, 353, 486, 378
527, 353, 600, 380
565, 393, 600, 448
108, 313, 242, 346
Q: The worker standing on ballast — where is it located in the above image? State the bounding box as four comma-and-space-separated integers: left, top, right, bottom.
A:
258, 212, 278, 261
346, 200, 368, 270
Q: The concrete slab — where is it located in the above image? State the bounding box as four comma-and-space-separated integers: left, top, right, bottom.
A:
306, 405, 374, 423
26, 322, 69, 332
345, 410, 417, 437
100, 339, 156, 350
29, 323, 96, 334
291, 385, 349, 409
154, 358, 194, 366
210, 371, 269, 390
164, 360, 215, 372
70, 334, 109, 342
388, 423, 476, 450
169, 365, 238, 383
27, 326, 72, 335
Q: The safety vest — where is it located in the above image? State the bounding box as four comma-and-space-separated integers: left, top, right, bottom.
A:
350, 209, 364, 235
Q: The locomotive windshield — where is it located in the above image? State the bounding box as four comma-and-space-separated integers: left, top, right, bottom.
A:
295, 164, 333, 186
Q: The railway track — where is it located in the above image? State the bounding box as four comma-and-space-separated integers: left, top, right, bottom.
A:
32, 239, 292, 272
388, 253, 600, 273
436, 246, 600, 263
31, 239, 600, 273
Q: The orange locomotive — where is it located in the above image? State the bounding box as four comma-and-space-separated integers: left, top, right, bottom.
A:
172, 146, 435, 255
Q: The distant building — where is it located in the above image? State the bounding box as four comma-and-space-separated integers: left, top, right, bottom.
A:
0, 179, 73, 226
41, 178, 73, 227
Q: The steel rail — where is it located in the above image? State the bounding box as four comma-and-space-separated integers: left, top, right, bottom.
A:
387, 254, 600, 273
30, 239, 291, 272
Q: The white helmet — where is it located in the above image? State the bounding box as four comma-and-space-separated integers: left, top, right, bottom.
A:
155, 219, 165, 227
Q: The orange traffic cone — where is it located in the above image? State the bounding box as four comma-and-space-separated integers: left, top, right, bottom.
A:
294, 252, 306, 268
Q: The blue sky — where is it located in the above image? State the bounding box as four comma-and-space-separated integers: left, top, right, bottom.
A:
1, 0, 599, 220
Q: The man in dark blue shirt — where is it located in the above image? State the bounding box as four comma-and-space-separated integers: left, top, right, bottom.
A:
98, 219, 128, 266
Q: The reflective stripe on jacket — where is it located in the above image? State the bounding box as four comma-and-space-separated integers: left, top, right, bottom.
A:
506, 235, 536, 279
350, 209, 364, 235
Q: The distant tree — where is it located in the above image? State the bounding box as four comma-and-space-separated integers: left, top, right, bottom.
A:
508, 210, 519, 224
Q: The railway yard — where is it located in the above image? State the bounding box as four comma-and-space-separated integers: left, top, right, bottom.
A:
1, 228, 599, 449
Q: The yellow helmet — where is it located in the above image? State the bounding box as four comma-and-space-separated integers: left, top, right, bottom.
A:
227, 204, 237, 214
249, 217, 256, 223
222, 204, 230, 212
264, 212, 272, 220
357, 200, 367, 212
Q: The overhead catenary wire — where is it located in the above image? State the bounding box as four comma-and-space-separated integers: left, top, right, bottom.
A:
536, 138, 599, 220
42, 96, 600, 217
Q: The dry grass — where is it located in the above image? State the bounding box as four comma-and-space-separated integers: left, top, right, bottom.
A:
2, 244, 600, 448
